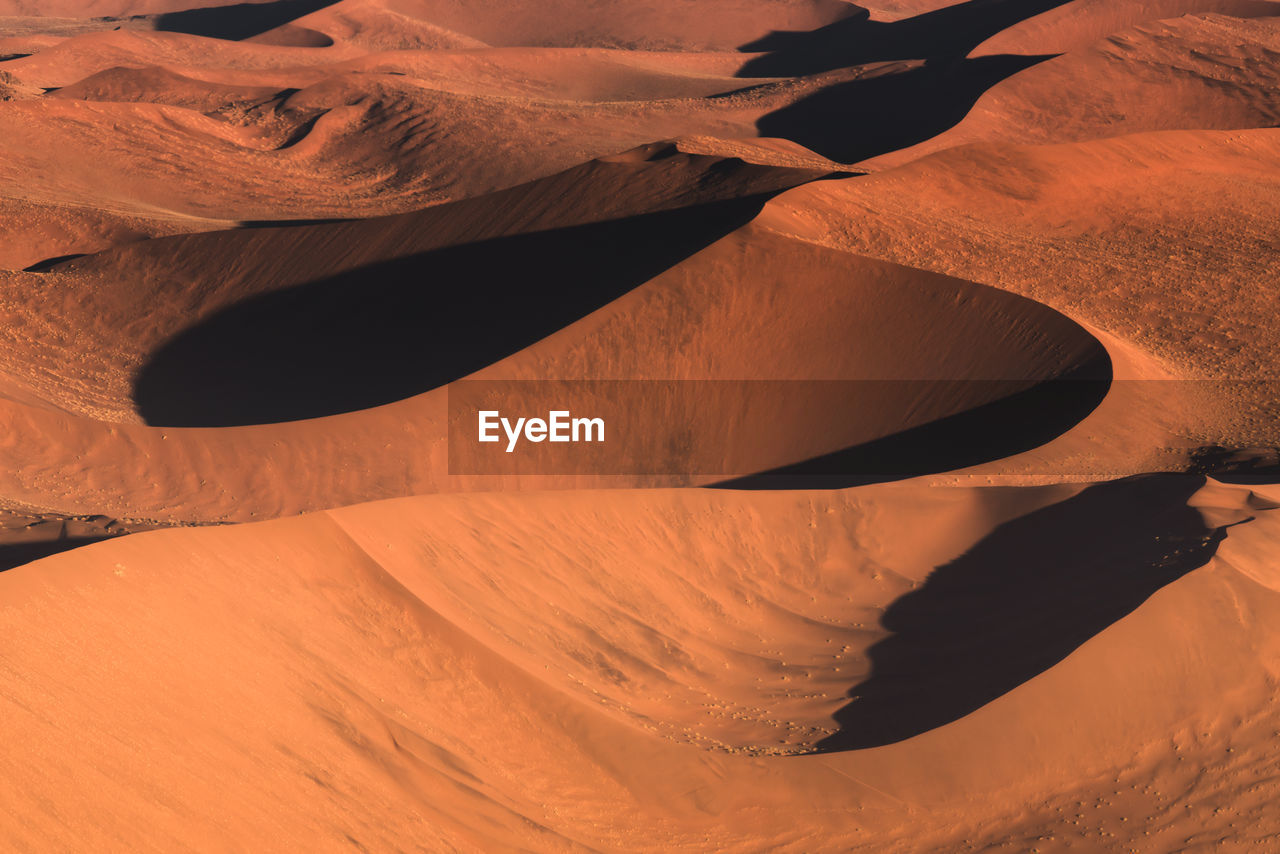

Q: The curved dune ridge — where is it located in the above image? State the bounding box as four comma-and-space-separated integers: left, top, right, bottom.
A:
0, 0, 1267, 269
861, 12, 1280, 168
1, 0, 1280, 850
0, 164, 1110, 520
5, 478, 1280, 851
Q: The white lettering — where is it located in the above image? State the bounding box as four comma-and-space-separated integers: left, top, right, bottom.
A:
573, 417, 605, 443
502, 416, 526, 453
549, 410, 571, 442
479, 410, 605, 452
478, 411, 500, 442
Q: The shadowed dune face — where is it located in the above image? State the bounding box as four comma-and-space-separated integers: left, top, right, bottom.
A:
737, 0, 1075, 77
0, 0, 1267, 527
754, 54, 1051, 162
855, 14, 1280, 168
712, 353, 1110, 488
817, 475, 1229, 750
739, 0, 1280, 77
0, 159, 1109, 516
132, 194, 782, 426
1, 477, 1269, 840
733, 0, 1076, 162
3, 0, 1271, 276
154, 0, 343, 43
0, 197, 1113, 520
124, 202, 1111, 435
2, 151, 823, 421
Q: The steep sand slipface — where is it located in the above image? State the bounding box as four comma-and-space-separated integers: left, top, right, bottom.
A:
2, 0, 1274, 269
764, 129, 1280, 381
352, 0, 862, 49
3, 479, 1280, 851
864, 14, 1280, 168
0, 100, 1275, 515
0, 29, 806, 267
0, 183, 1105, 519
764, 128, 1280, 482
971, 0, 1280, 55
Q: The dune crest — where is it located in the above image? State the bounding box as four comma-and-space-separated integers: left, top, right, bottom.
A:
3, 478, 1280, 850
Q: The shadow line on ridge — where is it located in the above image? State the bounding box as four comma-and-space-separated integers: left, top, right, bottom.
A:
133, 193, 785, 427
735, 0, 1077, 162
0, 537, 117, 573
753, 53, 1053, 163
737, 0, 1075, 77
712, 352, 1112, 490
813, 474, 1235, 752
153, 0, 341, 42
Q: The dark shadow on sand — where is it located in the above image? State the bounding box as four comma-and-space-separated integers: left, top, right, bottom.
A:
0, 536, 116, 573
23, 253, 88, 273
814, 474, 1232, 752
713, 352, 1112, 490
153, 0, 341, 42
1189, 445, 1280, 483
738, 0, 1075, 77
754, 54, 1050, 163
736, 0, 1078, 162
133, 193, 784, 427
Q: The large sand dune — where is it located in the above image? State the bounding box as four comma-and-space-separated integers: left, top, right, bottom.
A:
1, 0, 1279, 850
5, 477, 1280, 851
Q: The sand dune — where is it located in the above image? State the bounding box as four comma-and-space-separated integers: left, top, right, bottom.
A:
306, 0, 862, 50
971, 0, 1280, 55
0, 27, 820, 267
0, 186, 1106, 520
863, 13, 1280, 167
761, 128, 1280, 479
0, 0, 275, 13
6, 0, 1274, 270
4, 477, 1280, 851
1, 0, 1279, 850
764, 128, 1280, 381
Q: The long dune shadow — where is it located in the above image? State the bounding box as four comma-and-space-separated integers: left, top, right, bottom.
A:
153, 0, 341, 42
754, 53, 1050, 163
737, 0, 1078, 163
0, 513, 171, 572
815, 474, 1233, 752
1190, 445, 1280, 482
134, 194, 780, 427
738, 0, 1076, 78
23, 253, 88, 273
713, 352, 1112, 490
0, 537, 116, 573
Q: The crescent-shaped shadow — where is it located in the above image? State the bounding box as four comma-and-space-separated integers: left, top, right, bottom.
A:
131, 194, 784, 428
814, 474, 1232, 752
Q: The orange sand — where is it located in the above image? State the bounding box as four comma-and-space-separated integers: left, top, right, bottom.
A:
0, 0, 1278, 850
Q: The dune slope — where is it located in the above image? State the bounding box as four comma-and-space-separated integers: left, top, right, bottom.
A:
3, 478, 1280, 851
